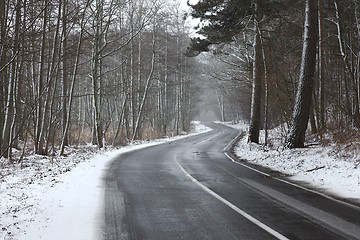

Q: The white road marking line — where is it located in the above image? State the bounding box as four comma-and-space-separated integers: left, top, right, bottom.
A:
215, 165, 360, 240
175, 161, 290, 240
224, 152, 271, 177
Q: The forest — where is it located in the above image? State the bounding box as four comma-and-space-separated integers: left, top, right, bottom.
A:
187, 0, 360, 149
1, 0, 360, 160
0, 0, 201, 160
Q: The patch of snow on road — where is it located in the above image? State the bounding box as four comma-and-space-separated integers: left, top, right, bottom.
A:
225, 122, 360, 203
0, 121, 211, 240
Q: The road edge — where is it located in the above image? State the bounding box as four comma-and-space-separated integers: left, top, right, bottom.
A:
223, 131, 360, 211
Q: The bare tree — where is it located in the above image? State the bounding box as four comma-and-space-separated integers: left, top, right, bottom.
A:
132, 25, 156, 142
60, 1, 91, 155
0, 0, 201, 159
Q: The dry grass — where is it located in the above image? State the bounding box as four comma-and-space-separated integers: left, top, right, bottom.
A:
321, 128, 360, 162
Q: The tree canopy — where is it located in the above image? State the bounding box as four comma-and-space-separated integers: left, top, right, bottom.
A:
186, 0, 288, 56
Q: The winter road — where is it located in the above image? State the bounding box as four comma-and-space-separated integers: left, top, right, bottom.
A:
103, 123, 360, 240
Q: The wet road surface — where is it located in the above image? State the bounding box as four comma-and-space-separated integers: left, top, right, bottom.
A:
103, 123, 360, 240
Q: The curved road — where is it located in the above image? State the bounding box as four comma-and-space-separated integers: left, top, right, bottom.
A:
103, 123, 360, 240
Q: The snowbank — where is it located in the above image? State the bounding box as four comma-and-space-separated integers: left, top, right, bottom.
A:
226, 122, 360, 203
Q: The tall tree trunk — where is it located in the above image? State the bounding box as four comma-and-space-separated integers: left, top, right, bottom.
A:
91, 0, 105, 148
355, 1, 360, 129
334, 0, 360, 127
62, 0, 69, 147
285, 0, 318, 148
163, 28, 169, 135
0, 0, 7, 155
2, 0, 21, 159
10, 0, 22, 153
131, 28, 156, 142
129, 4, 136, 136
259, 31, 269, 145
318, 0, 326, 132
263, 48, 269, 146
60, 1, 90, 155
175, 34, 182, 135
43, 0, 63, 154
248, 0, 263, 144
35, 0, 49, 155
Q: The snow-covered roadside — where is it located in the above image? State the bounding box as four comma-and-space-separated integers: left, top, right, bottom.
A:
225, 122, 360, 203
0, 122, 211, 240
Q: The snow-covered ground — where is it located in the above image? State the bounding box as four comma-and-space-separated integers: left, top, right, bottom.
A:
225, 122, 360, 204
0, 122, 211, 240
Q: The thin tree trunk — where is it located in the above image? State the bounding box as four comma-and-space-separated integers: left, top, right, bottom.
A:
131, 29, 156, 142
44, 0, 63, 154
356, 1, 360, 128
248, 0, 263, 144
91, 0, 105, 148
62, 0, 69, 147
318, 0, 326, 132
35, 0, 49, 155
0, 0, 6, 155
60, 2, 89, 155
129, 5, 136, 135
1, 0, 21, 159
334, 0, 360, 127
163, 29, 169, 135
259, 31, 268, 146
112, 94, 127, 145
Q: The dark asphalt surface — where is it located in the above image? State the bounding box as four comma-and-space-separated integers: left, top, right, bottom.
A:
103, 123, 360, 240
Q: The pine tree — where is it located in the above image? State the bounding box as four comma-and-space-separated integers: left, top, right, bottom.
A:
187, 0, 281, 143
186, 0, 252, 56
285, 0, 318, 148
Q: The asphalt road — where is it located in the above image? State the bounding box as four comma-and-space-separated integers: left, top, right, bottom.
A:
103, 123, 360, 240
